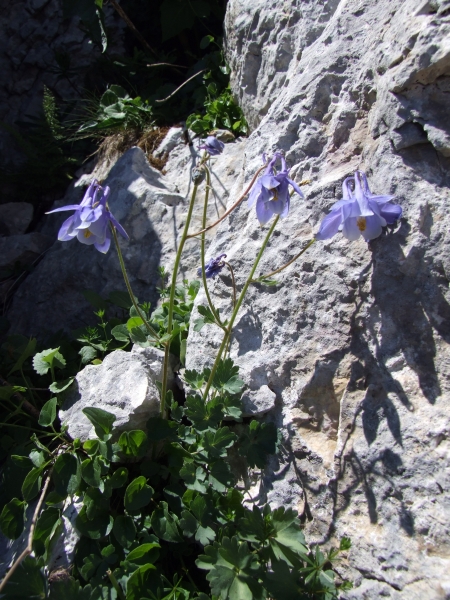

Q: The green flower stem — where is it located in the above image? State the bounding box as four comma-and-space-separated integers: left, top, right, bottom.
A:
107, 570, 126, 600
161, 180, 201, 416
202, 216, 280, 400
201, 165, 226, 331
252, 238, 316, 281
110, 224, 159, 341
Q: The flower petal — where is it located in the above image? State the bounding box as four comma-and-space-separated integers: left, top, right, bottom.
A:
379, 203, 403, 224
360, 215, 383, 241
94, 231, 112, 253
261, 174, 280, 190
287, 177, 304, 198
57, 215, 78, 241
248, 181, 262, 208
46, 205, 83, 214
342, 217, 361, 241
256, 199, 274, 225
315, 209, 343, 240
109, 212, 129, 240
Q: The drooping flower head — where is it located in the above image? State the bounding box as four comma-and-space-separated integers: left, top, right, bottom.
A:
46, 180, 128, 253
197, 254, 227, 279
248, 152, 304, 225
198, 135, 224, 156
315, 170, 402, 242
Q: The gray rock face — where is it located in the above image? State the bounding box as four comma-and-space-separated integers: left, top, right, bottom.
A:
0, 232, 52, 270
60, 346, 172, 442
182, 0, 450, 597
7, 139, 246, 338
0, 0, 125, 162
0, 202, 33, 236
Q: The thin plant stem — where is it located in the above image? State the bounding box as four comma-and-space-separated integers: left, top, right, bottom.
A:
0, 470, 52, 593
110, 225, 159, 341
223, 261, 236, 356
202, 216, 280, 400
186, 164, 267, 239
107, 570, 126, 600
200, 166, 225, 330
160, 179, 202, 416
0, 422, 55, 435
252, 239, 316, 281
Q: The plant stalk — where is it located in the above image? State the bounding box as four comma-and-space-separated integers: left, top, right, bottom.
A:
202, 216, 280, 400
252, 239, 316, 281
110, 224, 159, 341
200, 166, 225, 330
160, 180, 201, 416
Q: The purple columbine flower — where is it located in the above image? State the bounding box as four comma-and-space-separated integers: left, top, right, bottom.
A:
248, 152, 304, 225
198, 136, 224, 156
315, 170, 402, 242
197, 254, 227, 279
46, 180, 128, 253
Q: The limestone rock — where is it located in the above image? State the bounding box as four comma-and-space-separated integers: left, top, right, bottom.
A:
60, 346, 171, 442
180, 0, 450, 597
153, 126, 183, 157
7, 139, 247, 338
0, 232, 52, 270
0, 202, 33, 236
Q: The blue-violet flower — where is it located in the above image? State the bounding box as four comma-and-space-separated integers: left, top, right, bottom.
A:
198, 136, 224, 156
46, 180, 128, 253
248, 152, 304, 225
197, 254, 227, 279
315, 170, 402, 242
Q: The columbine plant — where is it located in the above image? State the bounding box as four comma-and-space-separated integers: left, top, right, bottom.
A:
1, 135, 406, 599
316, 170, 402, 241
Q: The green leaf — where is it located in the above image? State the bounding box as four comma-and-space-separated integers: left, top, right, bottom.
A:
126, 542, 160, 565
180, 338, 187, 366
83, 439, 99, 456
118, 430, 148, 458
8, 338, 36, 376
126, 564, 159, 600
22, 467, 43, 501
79, 346, 98, 364
124, 476, 154, 511
202, 427, 237, 459
150, 501, 183, 542
82, 290, 107, 310
32, 347, 66, 375
130, 326, 148, 344
11, 455, 33, 469
261, 559, 304, 600
146, 417, 178, 442
111, 324, 130, 342
204, 537, 264, 600
184, 394, 223, 432
49, 376, 75, 394
0, 556, 47, 599
238, 421, 277, 469
208, 460, 234, 492
38, 397, 57, 427
200, 34, 214, 49
110, 466, 128, 488
82, 407, 116, 440
212, 358, 245, 394
183, 369, 205, 390
81, 457, 102, 488
75, 505, 113, 540
180, 460, 207, 493
340, 536, 352, 551
127, 316, 144, 331
0, 498, 25, 539
113, 515, 136, 548
109, 290, 133, 309
29, 449, 46, 468
33, 506, 61, 557
53, 453, 81, 497
197, 305, 216, 324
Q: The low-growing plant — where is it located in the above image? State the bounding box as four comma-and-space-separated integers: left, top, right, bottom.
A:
0, 127, 404, 598
186, 87, 248, 137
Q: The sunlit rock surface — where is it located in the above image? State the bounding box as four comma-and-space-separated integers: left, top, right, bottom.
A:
4, 0, 450, 596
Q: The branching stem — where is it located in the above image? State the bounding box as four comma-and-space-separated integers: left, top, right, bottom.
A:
0, 470, 52, 593
202, 216, 279, 400
111, 225, 159, 342
252, 239, 316, 281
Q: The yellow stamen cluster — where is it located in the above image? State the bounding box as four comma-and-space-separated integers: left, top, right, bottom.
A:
84, 230, 92, 239
357, 217, 366, 232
